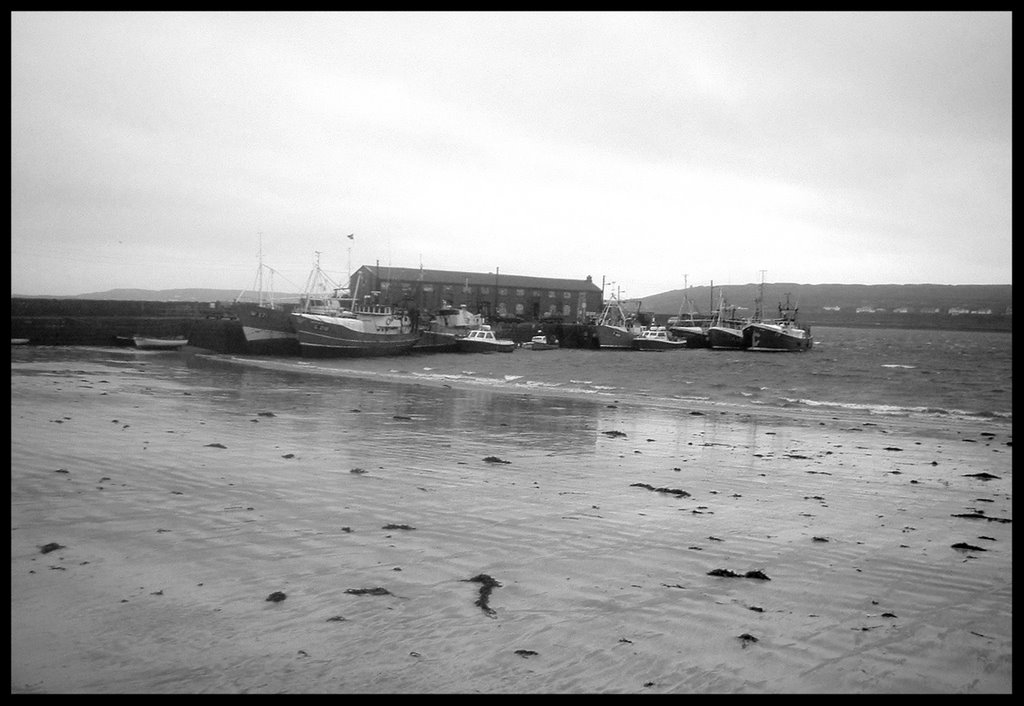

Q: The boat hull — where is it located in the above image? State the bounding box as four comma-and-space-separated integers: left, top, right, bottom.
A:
744, 323, 813, 351
633, 339, 687, 351
595, 324, 636, 349
133, 337, 189, 350
292, 314, 420, 357
231, 303, 302, 354
457, 339, 515, 353
667, 326, 708, 348
413, 330, 462, 353
706, 326, 747, 350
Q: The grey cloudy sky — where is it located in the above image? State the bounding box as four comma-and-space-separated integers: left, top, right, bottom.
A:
11, 11, 1012, 298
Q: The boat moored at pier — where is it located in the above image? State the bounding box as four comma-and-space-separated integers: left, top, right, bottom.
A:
744, 294, 813, 351
132, 336, 189, 350
633, 326, 687, 351
456, 325, 515, 353
706, 293, 748, 350
594, 297, 643, 349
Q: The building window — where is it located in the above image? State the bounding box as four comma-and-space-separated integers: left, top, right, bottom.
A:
479, 287, 489, 295
548, 291, 555, 298
563, 291, 571, 299
516, 288, 525, 296
515, 303, 524, 315
499, 288, 507, 295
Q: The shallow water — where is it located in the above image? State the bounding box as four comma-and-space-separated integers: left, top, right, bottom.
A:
11, 326, 1012, 428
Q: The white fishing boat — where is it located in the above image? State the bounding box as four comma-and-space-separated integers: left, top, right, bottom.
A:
632, 326, 687, 351
456, 325, 515, 353
522, 332, 558, 350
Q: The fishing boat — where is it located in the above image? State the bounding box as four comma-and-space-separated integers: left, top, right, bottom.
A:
666, 277, 710, 348
456, 324, 515, 353
706, 292, 747, 350
744, 293, 813, 352
594, 297, 643, 349
290, 261, 420, 357
292, 308, 420, 357
132, 336, 189, 350
632, 326, 687, 351
231, 244, 301, 355
415, 303, 484, 352
522, 331, 558, 350
11, 338, 29, 345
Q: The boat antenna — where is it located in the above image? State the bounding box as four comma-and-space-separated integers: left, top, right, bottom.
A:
756, 269, 767, 321
346, 233, 354, 282
235, 232, 266, 305
677, 273, 688, 318
256, 233, 264, 307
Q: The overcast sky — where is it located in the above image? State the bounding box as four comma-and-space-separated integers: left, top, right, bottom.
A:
11, 11, 1012, 298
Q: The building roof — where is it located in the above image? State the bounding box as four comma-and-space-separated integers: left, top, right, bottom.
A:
354, 265, 602, 292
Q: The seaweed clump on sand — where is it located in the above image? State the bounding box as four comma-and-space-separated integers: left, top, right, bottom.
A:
631, 483, 691, 497
951, 542, 987, 552
463, 573, 502, 617
345, 587, 392, 596
707, 568, 771, 581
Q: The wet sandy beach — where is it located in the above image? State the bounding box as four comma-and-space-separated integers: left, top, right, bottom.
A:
10, 350, 1013, 693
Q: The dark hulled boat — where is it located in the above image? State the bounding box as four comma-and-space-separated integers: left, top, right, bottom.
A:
414, 303, 484, 353
594, 297, 643, 349
744, 294, 813, 352
292, 309, 421, 357
285, 255, 422, 358
706, 292, 747, 350
666, 278, 710, 348
231, 247, 301, 355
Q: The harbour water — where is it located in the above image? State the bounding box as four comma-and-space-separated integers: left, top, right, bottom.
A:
12, 325, 1011, 431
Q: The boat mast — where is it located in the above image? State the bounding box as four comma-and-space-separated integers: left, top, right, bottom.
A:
756, 269, 766, 321
677, 274, 688, 319
256, 233, 264, 308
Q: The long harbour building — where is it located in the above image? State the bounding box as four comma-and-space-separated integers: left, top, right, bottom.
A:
350, 265, 605, 323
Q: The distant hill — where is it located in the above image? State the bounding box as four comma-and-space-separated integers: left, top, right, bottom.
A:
12, 282, 1013, 317
637, 283, 1012, 317
11, 288, 304, 303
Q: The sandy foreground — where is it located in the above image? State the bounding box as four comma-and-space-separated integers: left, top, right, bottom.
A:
10, 353, 1013, 693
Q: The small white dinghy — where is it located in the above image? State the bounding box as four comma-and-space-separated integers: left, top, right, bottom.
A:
132, 336, 188, 350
